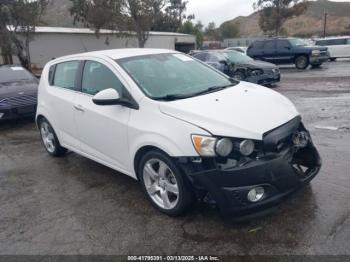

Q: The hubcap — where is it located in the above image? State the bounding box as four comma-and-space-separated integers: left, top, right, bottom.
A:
40, 122, 56, 153
143, 159, 179, 210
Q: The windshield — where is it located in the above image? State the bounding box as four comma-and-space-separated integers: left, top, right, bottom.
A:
222, 51, 253, 63
289, 38, 307, 47
117, 53, 234, 100
0, 66, 35, 84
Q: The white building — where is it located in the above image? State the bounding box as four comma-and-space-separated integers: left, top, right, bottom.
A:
3, 27, 196, 69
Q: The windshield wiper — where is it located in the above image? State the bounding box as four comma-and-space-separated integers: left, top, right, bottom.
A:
154, 81, 238, 101
154, 94, 192, 101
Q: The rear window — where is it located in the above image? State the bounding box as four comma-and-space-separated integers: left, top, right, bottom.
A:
0, 66, 35, 84
264, 40, 276, 49
316, 39, 347, 46
250, 41, 264, 49
52, 61, 80, 90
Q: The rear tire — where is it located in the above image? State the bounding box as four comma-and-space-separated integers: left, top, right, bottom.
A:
138, 150, 194, 216
330, 58, 337, 62
295, 55, 309, 70
39, 118, 67, 157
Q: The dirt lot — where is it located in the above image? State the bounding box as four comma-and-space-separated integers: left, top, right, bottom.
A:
0, 60, 350, 256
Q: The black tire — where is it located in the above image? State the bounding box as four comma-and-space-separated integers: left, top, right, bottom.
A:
39, 118, 67, 157
330, 58, 337, 62
138, 150, 194, 216
232, 71, 245, 81
311, 63, 322, 68
295, 55, 309, 70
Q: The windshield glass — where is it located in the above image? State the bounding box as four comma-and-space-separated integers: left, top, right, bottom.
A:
117, 53, 233, 99
289, 38, 307, 47
0, 66, 35, 84
222, 51, 253, 63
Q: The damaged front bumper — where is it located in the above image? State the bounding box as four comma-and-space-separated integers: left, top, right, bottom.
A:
245, 70, 281, 86
177, 118, 322, 219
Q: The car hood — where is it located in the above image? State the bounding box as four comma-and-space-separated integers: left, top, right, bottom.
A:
0, 80, 38, 98
235, 59, 278, 70
159, 82, 299, 140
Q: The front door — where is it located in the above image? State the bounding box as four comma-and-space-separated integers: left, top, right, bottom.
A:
74, 59, 132, 173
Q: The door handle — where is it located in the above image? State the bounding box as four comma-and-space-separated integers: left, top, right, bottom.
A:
74, 105, 85, 112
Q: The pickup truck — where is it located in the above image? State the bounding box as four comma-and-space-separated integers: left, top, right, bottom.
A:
247, 38, 329, 69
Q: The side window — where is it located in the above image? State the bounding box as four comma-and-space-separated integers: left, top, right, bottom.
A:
253, 41, 264, 49
347, 38, 350, 45
53, 61, 79, 90
193, 53, 208, 62
82, 61, 124, 96
277, 40, 290, 49
207, 53, 220, 62
264, 40, 276, 49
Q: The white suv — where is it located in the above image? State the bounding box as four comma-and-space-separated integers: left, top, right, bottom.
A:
36, 49, 321, 218
315, 36, 350, 61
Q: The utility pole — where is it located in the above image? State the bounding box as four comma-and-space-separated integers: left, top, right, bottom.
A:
323, 10, 328, 38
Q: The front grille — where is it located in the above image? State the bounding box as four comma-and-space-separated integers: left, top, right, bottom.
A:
5, 94, 37, 107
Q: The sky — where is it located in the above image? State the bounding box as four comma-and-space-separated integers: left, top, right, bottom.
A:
186, 0, 350, 27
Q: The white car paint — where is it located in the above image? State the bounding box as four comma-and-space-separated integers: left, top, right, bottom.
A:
315, 37, 350, 59
36, 48, 300, 179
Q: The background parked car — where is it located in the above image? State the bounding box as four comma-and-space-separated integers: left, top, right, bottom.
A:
247, 38, 329, 70
225, 47, 248, 54
314, 36, 350, 61
192, 50, 280, 86
0, 65, 38, 121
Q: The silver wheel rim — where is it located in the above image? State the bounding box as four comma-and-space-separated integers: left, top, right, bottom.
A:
297, 57, 307, 68
143, 159, 179, 210
40, 122, 56, 153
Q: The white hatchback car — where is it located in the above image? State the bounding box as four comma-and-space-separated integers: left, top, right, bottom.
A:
36, 49, 321, 218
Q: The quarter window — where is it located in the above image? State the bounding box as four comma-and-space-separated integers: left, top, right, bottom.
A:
82, 61, 124, 96
53, 61, 79, 90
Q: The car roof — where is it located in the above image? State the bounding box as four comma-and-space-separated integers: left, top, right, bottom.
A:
53, 48, 179, 62
315, 36, 350, 41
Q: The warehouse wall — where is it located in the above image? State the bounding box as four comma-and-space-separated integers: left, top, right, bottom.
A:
24, 33, 195, 68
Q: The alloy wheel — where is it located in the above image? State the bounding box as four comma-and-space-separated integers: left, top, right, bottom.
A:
143, 159, 179, 210
40, 122, 56, 153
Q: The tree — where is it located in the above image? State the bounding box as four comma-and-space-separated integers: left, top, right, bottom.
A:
178, 19, 204, 48
71, 0, 190, 48
152, 0, 191, 32
219, 21, 239, 39
0, 0, 48, 69
254, 0, 308, 36
205, 22, 221, 41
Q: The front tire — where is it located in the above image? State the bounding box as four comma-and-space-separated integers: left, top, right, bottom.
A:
232, 71, 245, 81
295, 55, 309, 70
39, 118, 67, 157
138, 150, 194, 216
311, 63, 322, 68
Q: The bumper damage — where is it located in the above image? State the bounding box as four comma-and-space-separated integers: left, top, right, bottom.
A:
177, 118, 322, 219
0, 105, 37, 121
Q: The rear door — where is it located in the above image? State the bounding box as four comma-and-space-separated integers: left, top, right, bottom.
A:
48, 60, 81, 149
262, 40, 277, 63
73, 58, 132, 173
276, 40, 294, 64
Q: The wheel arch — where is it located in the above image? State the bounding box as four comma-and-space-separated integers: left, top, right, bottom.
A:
133, 145, 172, 180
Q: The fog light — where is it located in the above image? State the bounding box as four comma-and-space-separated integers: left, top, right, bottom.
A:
247, 186, 265, 202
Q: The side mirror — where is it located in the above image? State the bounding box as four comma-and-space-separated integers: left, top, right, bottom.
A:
219, 60, 228, 65
92, 88, 121, 106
